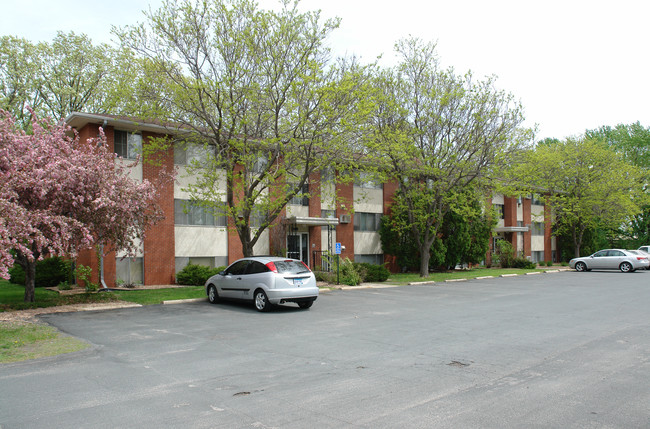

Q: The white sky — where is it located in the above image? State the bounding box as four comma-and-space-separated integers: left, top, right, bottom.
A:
3, 0, 648, 141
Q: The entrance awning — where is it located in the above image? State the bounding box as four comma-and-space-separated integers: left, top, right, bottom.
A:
284, 216, 339, 226
494, 226, 529, 233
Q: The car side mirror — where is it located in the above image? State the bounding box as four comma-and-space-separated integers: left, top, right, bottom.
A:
219, 271, 226, 276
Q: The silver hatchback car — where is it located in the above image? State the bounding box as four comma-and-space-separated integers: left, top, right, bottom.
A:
569, 249, 650, 273
205, 256, 319, 312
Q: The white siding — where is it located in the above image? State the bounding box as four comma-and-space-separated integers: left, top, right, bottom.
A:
353, 187, 383, 213
175, 226, 228, 257
354, 232, 382, 254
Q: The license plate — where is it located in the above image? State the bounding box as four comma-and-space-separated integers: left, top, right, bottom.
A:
293, 278, 303, 286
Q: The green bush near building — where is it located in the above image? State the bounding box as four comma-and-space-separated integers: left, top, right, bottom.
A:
9, 256, 72, 288
176, 263, 226, 286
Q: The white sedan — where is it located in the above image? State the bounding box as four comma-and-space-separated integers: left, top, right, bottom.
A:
569, 249, 649, 273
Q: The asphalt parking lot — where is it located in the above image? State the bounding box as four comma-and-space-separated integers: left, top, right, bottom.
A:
1, 270, 650, 428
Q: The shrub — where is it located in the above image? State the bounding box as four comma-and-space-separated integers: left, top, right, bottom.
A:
495, 240, 515, 268
176, 263, 225, 286
74, 264, 98, 292
353, 263, 390, 282
546, 260, 554, 267
511, 257, 536, 269
339, 258, 361, 286
314, 270, 336, 283
57, 281, 72, 290
9, 256, 71, 287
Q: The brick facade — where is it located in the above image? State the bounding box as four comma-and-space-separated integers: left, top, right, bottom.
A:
68, 113, 557, 286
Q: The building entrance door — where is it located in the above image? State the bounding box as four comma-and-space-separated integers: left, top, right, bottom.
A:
287, 232, 309, 267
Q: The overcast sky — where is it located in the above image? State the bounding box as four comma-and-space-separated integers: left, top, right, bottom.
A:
3, 0, 648, 141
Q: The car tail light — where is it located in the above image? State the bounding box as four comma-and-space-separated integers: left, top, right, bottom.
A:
637, 257, 647, 261
265, 262, 278, 273
300, 261, 311, 272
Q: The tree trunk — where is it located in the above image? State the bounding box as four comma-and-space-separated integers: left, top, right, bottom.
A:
14, 250, 37, 303
23, 261, 36, 302
418, 241, 433, 277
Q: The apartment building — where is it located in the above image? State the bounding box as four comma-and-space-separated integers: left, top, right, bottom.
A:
67, 113, 555, 286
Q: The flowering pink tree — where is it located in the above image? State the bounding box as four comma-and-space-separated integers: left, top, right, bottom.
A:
0, 111, 164, 302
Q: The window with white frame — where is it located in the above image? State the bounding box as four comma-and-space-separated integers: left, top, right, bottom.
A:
114, 130, 142, 160
174, 199, 227, 227
531, 221, 545, 236
174, 142, 216, 166
289, 183, 309, 206
354, 172, 382, 190
116, 257, 143, 285
354, 212, 382, 232
494, 204, 505, 219
354, 254, 384, 265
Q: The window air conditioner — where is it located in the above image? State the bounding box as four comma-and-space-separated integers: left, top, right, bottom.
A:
339, 214, 351, 224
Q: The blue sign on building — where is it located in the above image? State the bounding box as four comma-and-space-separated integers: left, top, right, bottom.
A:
335, 242, 341, 255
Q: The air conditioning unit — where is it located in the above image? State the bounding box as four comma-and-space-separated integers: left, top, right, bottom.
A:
339, 214, 351, 224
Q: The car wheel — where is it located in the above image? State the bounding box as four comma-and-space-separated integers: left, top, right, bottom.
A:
207, 285, 220, 304
620, 262, 634, 273
298, 301, 313, 309
254, 289, 271, 312
575, 261, 587, 272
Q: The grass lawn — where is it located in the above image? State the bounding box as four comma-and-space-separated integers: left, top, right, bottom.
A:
0, 281, 121, 312
111, 286, 204, 305
0, 321, 89, 363
382, 267, 550, 285
0, 280, 206, 312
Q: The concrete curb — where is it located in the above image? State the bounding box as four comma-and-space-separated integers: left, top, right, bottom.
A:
163, 298, 207, 305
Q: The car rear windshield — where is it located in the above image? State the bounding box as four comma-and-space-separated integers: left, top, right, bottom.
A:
274, 260, 309, 274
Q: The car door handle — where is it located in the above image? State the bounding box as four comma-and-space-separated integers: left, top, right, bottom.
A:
236, 277, 242, 280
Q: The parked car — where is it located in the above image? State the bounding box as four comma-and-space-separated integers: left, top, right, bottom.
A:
638, 245, 650, 254
205, 256, 319, 312
569, 249, 650, 273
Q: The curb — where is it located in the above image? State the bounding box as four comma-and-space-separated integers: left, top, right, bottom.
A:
163, 298, 207, 305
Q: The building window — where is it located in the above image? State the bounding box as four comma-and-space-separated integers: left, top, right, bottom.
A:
174, 199, 227, 227
251, 155, 268, 173
531, 221, 545, 236
494, 204, 505, 219
174, 142, 217, 166
354, 172, 382, 190
114, 130, 142, 160
354, 212, 382, 232
289, 183, 309, 206
531, 194, 545, 206
116, 257, 143, 285
321, 166, 335, 182
355, 254, 384, 265
175, 256, 228, 278
531, 251, 544, 263
250, 206, 267, 228
321, 209, 336, 219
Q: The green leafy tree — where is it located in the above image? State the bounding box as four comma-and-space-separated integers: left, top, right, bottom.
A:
506, 137, 646, 258
368, 38, 530, 276
380, 189, 495, 271
586, 122, 650, 245
117, 0, 374, 256
0, 32, 130, 127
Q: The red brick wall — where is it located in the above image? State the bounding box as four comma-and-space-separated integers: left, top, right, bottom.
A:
523, 197, 532, 258
503, 196, 518, 249
336, 177, 354, 259
142, 131, 176, 285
